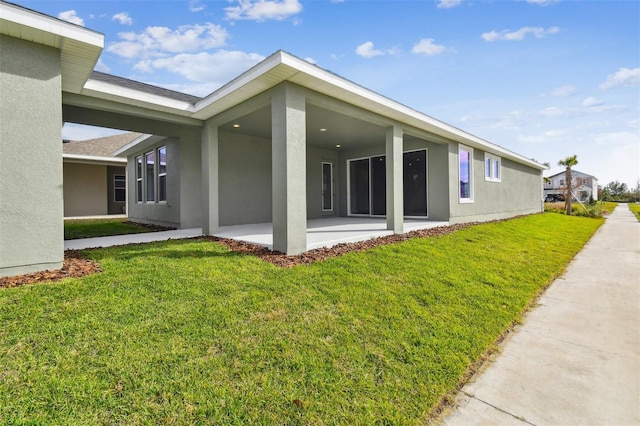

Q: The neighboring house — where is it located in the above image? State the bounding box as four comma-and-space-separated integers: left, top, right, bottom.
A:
63, 132, 141, 216
544, 170, 598, 202
0, 1, 547, 277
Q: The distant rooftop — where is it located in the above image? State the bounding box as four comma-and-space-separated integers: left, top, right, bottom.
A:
63, 132, 142, 157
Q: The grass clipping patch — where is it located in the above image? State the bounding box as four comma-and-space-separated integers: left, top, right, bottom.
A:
0, 251, 101, 288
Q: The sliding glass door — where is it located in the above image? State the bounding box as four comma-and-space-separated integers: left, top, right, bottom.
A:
349, 158, 370, 214
348, 150, 428, 217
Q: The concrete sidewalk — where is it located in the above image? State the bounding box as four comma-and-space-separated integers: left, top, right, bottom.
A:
64, 228, 203, 250
439, 204, 640, 425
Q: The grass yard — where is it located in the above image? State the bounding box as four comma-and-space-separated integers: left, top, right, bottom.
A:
629, 203, 640, 221
64, 218, 153, 240
1, 213, 603, 424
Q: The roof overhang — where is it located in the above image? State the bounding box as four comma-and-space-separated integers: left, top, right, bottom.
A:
114, 134, 167, 157
63, 153, 126, 166
0, 1, 104, 93
81, 51, 547, 170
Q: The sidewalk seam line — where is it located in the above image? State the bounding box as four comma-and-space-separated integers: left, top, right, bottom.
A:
461, 391, 537, 425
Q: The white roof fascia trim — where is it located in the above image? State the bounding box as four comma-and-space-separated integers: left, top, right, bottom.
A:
194, 51, 284, 112
0, 2, 103, 49
63, 153, 126, 165
114, 134, 165, 157
83, 80, 196, 113
278, 53, 546, 170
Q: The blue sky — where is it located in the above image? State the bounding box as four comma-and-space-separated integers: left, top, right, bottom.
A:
19, 0, 640, 187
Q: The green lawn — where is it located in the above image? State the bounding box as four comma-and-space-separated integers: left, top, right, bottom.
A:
64, 218, 152, 240
1, 213, 603, 424
629, 203, 640, 221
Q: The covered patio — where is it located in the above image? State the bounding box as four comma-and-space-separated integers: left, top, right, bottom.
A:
214, 217, 449, 252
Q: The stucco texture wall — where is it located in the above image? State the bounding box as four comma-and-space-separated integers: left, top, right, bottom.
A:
63, 162, 108, 216
219, 131, 272, 226
0, 35, 63, 276
448, 143, 543, 224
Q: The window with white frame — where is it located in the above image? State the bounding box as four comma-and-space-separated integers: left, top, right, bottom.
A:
135, 156, 143, 203
114, 174, 126, 203
136, 147, 168, 203
484, 153, 501, 182
145, 151, 155, 202
459, 144, 474, 202
158, 146, 167, 202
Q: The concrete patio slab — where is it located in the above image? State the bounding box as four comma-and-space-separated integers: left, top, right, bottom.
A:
65, 217, 449, 251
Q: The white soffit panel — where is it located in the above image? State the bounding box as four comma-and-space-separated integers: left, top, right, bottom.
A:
0, 1, 103, 93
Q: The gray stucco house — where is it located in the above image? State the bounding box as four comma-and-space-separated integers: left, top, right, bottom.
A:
63, 133, 140, 217
544, 170, 598, 203
0, 1, 546, 277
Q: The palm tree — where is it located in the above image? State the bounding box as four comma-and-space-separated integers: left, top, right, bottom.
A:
558, 155, 578, 215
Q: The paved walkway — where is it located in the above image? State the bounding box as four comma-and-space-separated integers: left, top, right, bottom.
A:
438, 204, 640, 425
64, 228, 203, 250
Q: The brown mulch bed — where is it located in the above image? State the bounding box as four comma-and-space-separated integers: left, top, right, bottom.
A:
206, 222, 475, 268
0, 251, 102, 289
2, 221, 481, 288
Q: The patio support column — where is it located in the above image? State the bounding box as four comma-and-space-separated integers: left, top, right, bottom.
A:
201, 120, 219, 235
386, 125, 404, 234
271, 83, 307, 255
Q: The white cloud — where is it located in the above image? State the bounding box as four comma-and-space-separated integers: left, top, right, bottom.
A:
550, 85, 578, 97
599, 67, 640, 90
225, 0, 302, 21
412, 38, 446, 56
482, 26, 560, 42
437, 0, 462, 9
57, 10, 84, 26
135, 50, 265, 89
112, 12, 133, 26
189, 0, 205, 12
107, 23, 229, 58
94, 58, 110, 73
355, 41, 384, 58
582, 96, 604, 108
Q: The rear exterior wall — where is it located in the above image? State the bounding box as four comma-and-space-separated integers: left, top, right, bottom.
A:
448, 143, 543, 224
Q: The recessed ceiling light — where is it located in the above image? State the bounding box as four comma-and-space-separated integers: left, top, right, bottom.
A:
233, 124, 240, 128
335, 144, 341, 148
320, 128, 327, 132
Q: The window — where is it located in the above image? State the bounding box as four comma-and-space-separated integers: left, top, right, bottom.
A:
484, 153, 501, 182
560, 179, 565, 186
459, 145, 473, 202
145, 151, 155, 202
158, 146, 167, 202
114, 175, 126, 203
136, 147, 168, 203
135, 156, 143, 203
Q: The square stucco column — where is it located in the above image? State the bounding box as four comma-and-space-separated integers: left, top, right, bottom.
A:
0, 36, 63, 277
201, 121, 219, 235
271, 83, 307, 255
386, 125, 404, 234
